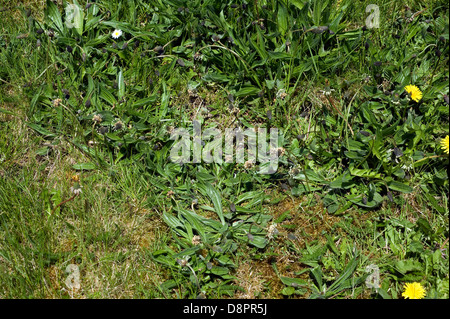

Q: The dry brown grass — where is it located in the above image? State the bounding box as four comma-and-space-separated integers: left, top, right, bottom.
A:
0, 0, 47, 22
233, 193, 350, 298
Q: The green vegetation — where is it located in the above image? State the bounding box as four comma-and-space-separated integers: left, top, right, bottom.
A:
0, 0, 448, 299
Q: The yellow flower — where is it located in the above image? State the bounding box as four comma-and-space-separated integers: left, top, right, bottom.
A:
441, 135, 449, 154
402, 282, 426, 299
404, 85, 423, 102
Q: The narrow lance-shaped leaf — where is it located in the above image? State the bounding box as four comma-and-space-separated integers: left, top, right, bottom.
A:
72, 0, 84, 35
277, 3, 288, 36
45, 0, 64, 34
199, 182, 225, 225
327, 252, 359, 295
387, 181, 413, 193
117, 69, 125, 100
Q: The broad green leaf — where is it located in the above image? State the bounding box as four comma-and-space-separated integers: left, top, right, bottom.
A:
387, 181, 413, 193
290, 0, 308, 10
325, 234, 339, 255
27, 123, 57, 137
100, 86, 117, 107
371, 127, 384, 160
377, 288, 392, 299
45, 0, 64, 34
327, 252, 359, 296
406, 24, 422, 43
294, 169, 325, 183
277, 4, 288, 36
134, 96, 157, 107
329, 172, 354, 189
267, 51, 291, 61
280, 276, 308, 287
329, 7, 345, 32
105, 133, 122, 141
100, 20, 136, 35
349, 165, 381, 179
36, 147, 50, 156
236, 191, 264, 204
199, 182, 225, 225
72, 162, 96, 170
173, 246, 200, 259
312, 0, 324, 26
347, 193, 383, 208
310, 266, 324, 289
180, 210, 207, 241
344, 150, 365, 160
202, 73, 231, 83
71, 0, 84, 35
162, 212, 188, 238
117, 69, 125, 100
235, 86, 260, 97
247, 235, 268, 249
348, 139, 366, 151
327, 203, 339, 213
360, 102, 378, 125
281, 286, 296, 295
394, 259, 423, 274
86, 35, 109, 46
209, 266, 229, 276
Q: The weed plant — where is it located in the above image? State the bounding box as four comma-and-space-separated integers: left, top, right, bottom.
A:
0, 0, 448, 299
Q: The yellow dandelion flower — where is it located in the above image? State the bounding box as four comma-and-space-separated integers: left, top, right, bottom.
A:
404, 85, 423, 102
440, 135, 449, 154
402, 282, 426, 299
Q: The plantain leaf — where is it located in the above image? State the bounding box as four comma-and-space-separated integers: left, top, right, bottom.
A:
162, 212, 188, 238
72, 162, 96, 170
100, 86, 117, 107
202, 73, 231, 83
329, 172, 354, 189
198, 182, 225, 225
277, 3, 289, 36
235, 86, 260, 97
72, 0, 84, 35
280, 276, 308, 287
45, 0, 64, 34
387, 181, 413, 193
290, 0, 308, 10
27, 123, 57, 137
117, 69, 125, 100
349, 165, 381, 179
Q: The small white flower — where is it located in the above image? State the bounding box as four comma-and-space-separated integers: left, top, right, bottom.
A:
70, 184, 83, 195
244, 160, 254, 169
276, 89, 288, 100
111, 29, 122, 39
191, 235, 202, 246
177, 256, 190, 268
92, 114, 102, 123
401, 164, 412, 172
385, 148, 393, 161
267, 223, 279, 239
320, 88, 335, 96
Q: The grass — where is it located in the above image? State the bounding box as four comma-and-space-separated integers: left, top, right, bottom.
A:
0, 0, 448, 299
